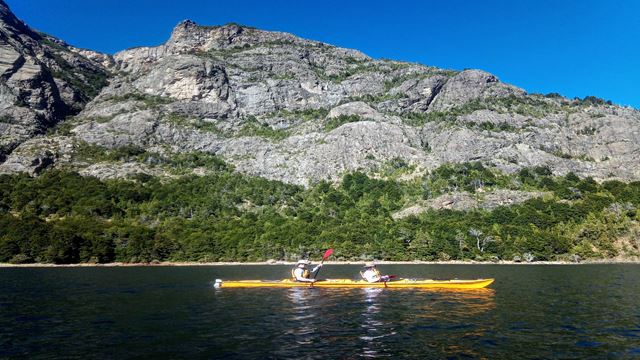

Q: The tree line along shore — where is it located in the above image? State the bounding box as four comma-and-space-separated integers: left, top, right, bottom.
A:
1, 157, 639, 265
2, 259, 640, 267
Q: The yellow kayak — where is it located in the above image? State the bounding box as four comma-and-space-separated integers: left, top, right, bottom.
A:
214, 278, 494, 289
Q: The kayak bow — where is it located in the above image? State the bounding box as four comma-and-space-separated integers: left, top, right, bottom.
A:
214, 278, 494, 289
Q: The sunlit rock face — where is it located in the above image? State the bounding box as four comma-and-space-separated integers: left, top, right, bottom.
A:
0, 0, 109, 162
1, 1, 639, 184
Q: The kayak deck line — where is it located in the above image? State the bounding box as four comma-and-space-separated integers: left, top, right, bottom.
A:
214, 278, 494, 289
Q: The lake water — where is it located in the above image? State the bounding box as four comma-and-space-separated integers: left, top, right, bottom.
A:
1, 264, 640, 359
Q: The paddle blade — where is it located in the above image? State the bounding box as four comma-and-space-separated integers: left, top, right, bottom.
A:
322, 248, 334, 260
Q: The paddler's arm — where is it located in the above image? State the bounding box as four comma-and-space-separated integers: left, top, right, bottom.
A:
311, 263, 323, 274
294, 267, 317, 282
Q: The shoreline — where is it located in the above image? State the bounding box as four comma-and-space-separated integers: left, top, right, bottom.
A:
2, 259, 640, 267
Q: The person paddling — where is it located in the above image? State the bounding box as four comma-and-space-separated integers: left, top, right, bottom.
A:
292, 259, 323, 283
360, 262, 390, 283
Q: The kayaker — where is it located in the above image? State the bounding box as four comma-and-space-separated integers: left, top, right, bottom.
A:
292, 259, 323, 282
360, 262, 390, 283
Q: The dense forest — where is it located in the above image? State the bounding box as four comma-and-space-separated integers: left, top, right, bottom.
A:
1, 153, 639, 264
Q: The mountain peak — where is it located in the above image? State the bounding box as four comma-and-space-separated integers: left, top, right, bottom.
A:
172, 19, 249, 32
2, 3, 640, 186
0, 0, 38, 39
171, 19, 200, 34
167, 20, 248, 51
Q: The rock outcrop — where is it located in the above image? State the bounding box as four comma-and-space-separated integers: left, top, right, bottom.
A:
391, 190, 550, 220
0, 0, 110, 162
0, 2, 639, 185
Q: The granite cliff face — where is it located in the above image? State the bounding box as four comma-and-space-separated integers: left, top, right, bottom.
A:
0, 4, 639, 184
0, 0, 109, 164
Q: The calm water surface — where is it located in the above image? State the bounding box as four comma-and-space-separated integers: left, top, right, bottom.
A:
1, 265, 640, 359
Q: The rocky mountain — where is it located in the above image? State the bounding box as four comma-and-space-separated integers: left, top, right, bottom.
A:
0, 2, 639, 185
0, 0, 110, 165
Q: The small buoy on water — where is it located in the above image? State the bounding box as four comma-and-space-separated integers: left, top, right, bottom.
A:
213, 279, 223, 288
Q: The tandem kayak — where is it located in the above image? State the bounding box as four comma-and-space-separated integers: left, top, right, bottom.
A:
214, 278, 494, 289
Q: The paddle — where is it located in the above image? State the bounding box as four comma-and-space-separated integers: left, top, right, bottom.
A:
312, 248, 333, 279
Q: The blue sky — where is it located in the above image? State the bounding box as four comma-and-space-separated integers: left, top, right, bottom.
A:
7, 0, 639, 108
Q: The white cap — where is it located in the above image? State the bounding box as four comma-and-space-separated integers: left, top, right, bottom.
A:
364, 262, 376, 268
297, 259, 310, 265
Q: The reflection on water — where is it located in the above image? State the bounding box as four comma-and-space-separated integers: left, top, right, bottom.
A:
281, 286, 497, 358
361, 288, 394, 358
429, 289, 497, 359
286, 288, 318, 337
415, 288, 496, 320
2, 265, 640, 358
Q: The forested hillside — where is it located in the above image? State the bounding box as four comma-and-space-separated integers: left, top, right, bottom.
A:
2, 153, 638, 264
1, 1, 639, 265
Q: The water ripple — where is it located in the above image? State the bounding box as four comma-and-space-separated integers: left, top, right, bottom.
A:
2, 265, 640, 358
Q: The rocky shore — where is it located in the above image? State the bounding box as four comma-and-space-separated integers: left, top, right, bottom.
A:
2, 258, 639, 267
